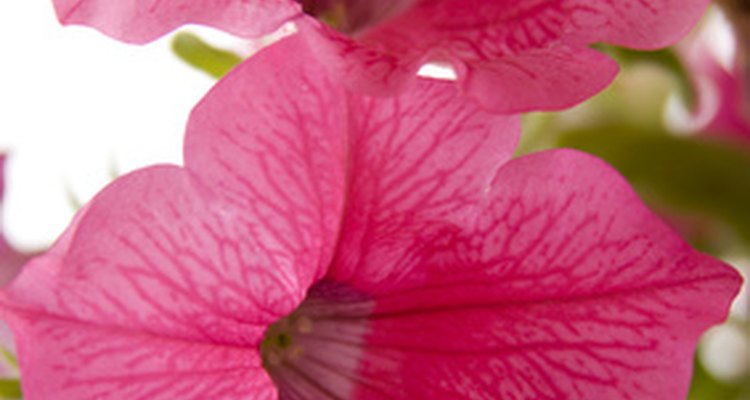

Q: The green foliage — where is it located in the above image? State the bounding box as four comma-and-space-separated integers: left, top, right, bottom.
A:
0, 350, 16, 371
599, 45, 696, 108
688, 357, 745, 400
559, 127, 750, 250
0, 379, 21, 399
171, 32, 243, 79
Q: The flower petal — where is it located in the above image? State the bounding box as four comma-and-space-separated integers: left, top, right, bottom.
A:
186, 34, 518, 287
1, 166, 314, 398
460, 45, 619, 112
374, 0, 710, 52
184, 34, 349, 286
581, 0, 711, 49
6, 308, 273, 399
52, 0, 301, 44
298, 19, 425, 97
344, 150, 741, 398
309, 0, 709, 111
1, 36, 360, 398
328, 76, 519, 288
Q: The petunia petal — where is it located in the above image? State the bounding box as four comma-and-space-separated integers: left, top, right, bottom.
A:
1, 36, 362, 399
52, 0, 302, 44
459, 45, 619, 112
298, 19, 426, 97
329, 75, 519, 288
300, 23, 619, 112
371, 0, 710, 52
1, 166, 316, 399
579, 0, 711, 49
184, 34, 349, 286
312, 0, 709, 111
340, 150, 741, 399
51, 0, 710, 112
7, 308, 273, 399
185, 34, 520, 288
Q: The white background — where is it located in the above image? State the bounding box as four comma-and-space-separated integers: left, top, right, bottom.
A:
0, 0, 220, 250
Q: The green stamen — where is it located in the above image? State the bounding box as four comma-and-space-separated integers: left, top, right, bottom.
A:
260, 314, 313, 367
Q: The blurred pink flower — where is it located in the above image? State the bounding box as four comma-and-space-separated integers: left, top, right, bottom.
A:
680, 28, 750, 140
52, 0, 710, 112
1, 36, 740, 399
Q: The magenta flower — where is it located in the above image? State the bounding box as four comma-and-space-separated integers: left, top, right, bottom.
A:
680, 30, 750, 140
1, 36, 740, 399
52, 0, 709, 112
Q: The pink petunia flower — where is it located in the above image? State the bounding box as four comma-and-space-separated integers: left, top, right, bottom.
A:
1, 36, 741, 399
52, 0, 710, 113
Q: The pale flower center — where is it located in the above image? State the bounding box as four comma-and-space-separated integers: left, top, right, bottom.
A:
260, 312, 313, 367
298, 0, 351, 31
259, 280, 374, 398
296, 0, 414, 35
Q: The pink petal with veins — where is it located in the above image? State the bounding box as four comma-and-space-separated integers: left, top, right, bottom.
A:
336, 150, 741, 399
329, 76, 519, 286
184, 35, 349, 286
52, 0, 301, 44
459, 45, 619, 112
323, 0, 711, 111
185, 33, 519, 287
8, 307, 273, 399
1, 37, 352, 398
297, 19, 426, 97
568, 0, 711, 49
1, 167, 301, 399
53, 0, 709, 112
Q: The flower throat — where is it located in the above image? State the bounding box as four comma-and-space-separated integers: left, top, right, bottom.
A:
296, 0, 414, 34
258, 281, 373, 397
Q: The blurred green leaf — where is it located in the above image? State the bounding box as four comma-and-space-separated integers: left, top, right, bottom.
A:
559, 127, 750, 249
0, 379, 21, 399
688, 357, 743, 400
599, 45, 695, 108
0, 350, 16, 371
171, 32, 243, 79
